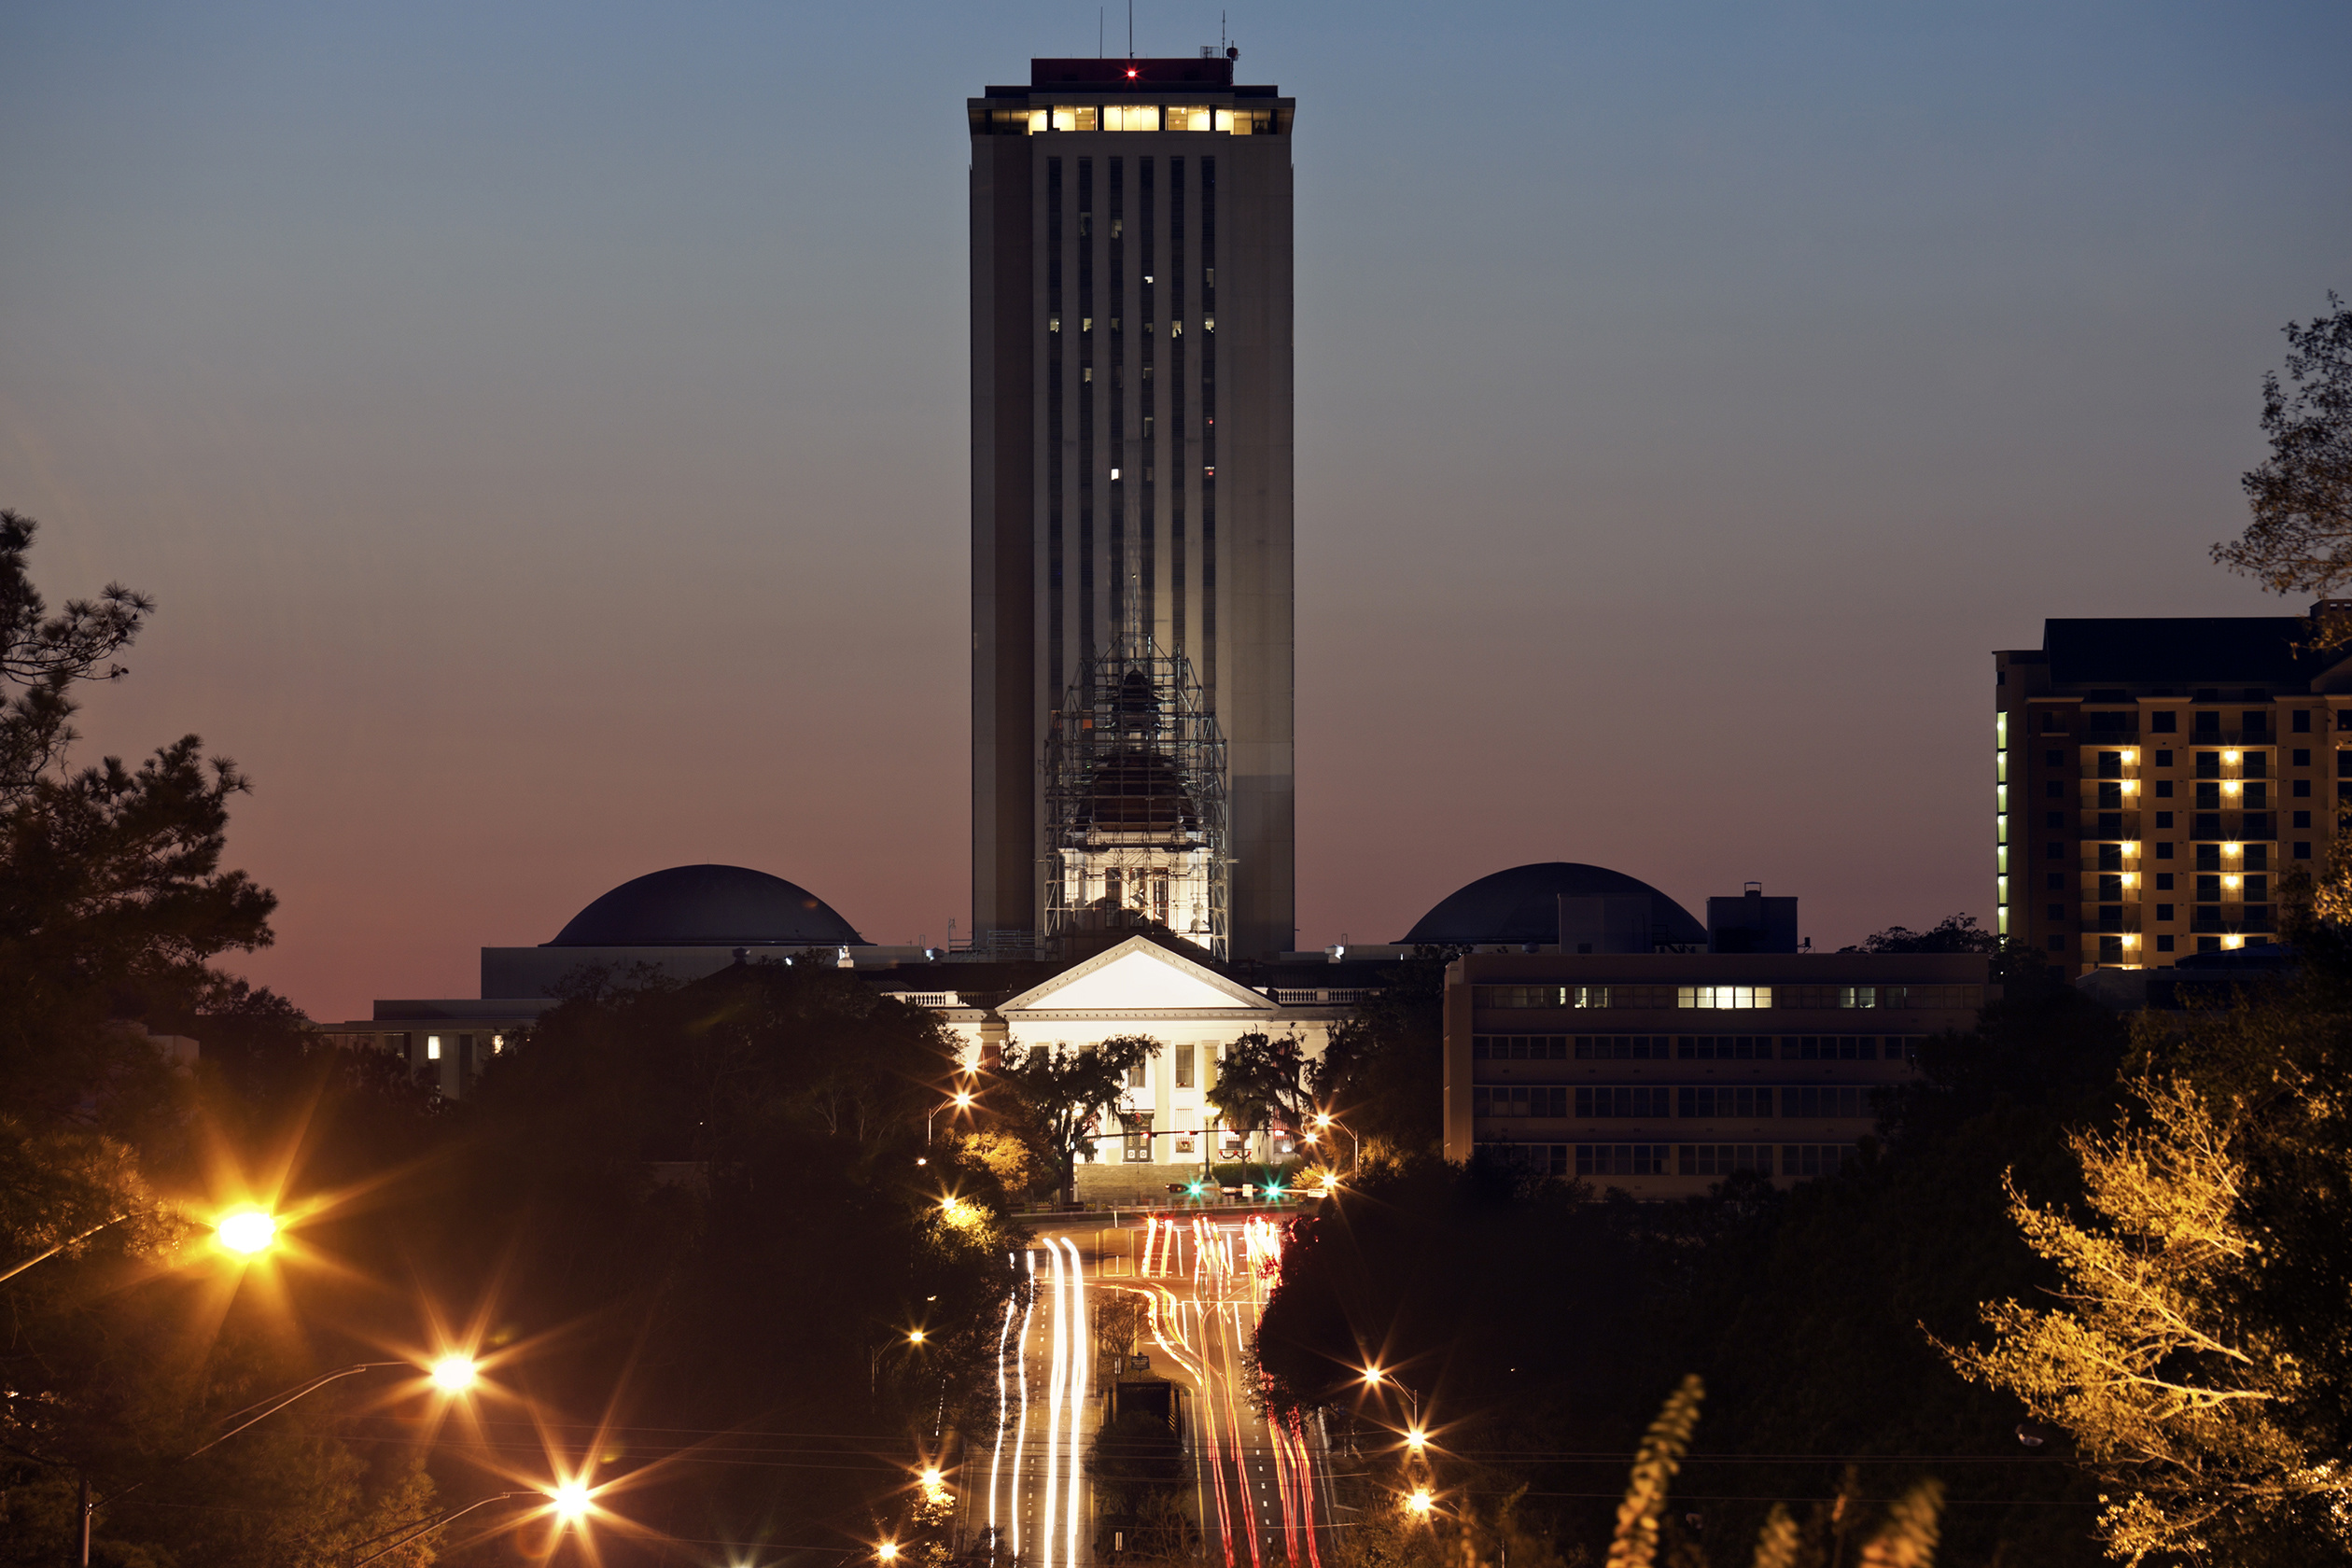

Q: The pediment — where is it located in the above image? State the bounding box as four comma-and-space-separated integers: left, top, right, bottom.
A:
1000, 936, 1276, 1013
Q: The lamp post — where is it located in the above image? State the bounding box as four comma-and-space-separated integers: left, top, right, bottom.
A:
1362, 1365, 1421, 1439
927, 1089, 977, 1144
0, 1213, 129, 1286
78, 1354, 480, 1565
1312, 1113, 1359, 1170
350, 1491, 539, 1567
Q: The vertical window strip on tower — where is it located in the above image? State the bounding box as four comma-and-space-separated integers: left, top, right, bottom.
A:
1169, 157, 1186, 651
1109, 157, 1126, 629
1046, 157, 1064, 696
1140, 156, 1156, 631
1078, 158, 1095, 662
1200, 155, 1217, 707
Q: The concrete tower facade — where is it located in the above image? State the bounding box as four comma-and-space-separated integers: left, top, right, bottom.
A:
970, 55, 1295, 959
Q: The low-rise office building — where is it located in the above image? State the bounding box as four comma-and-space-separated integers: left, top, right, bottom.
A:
1442, 950, 1992, 1194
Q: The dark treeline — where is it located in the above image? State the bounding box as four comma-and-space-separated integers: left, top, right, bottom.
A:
1, 514, 1024, 1566
1255, 948, 2129, 1566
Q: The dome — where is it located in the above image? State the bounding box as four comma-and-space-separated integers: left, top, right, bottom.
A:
1397, 861, 1705, 947
1079, 750, 1199, 832
548, 865, 867, 948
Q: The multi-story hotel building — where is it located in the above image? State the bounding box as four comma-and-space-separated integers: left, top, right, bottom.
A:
1441, 952, 1992, 1192
969, 54, 1296, 961
1995, 611, 2352, 976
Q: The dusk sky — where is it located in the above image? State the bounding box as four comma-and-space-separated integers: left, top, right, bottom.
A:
5, 1, 2348, 1021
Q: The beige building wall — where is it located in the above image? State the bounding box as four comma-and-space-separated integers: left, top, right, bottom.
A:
1441, 953, 1992, 1195
1995, 629, 2352, 978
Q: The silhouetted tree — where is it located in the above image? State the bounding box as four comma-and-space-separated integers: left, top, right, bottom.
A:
2213, 294, 2352, 634
998, 1034, 1160, 1205
1841, 912, 1998, 954
1205, 1030, 1312, 1151
1310, 951, 1452, 1158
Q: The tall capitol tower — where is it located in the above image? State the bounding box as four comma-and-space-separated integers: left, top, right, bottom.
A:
969, 52, 1295, 960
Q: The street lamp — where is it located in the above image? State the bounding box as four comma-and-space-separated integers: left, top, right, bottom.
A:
429, 1353, 480, 1393
1362, 1364, 1421, 1431
906, 1328, 927, 1346
928, 1089, 980, 1143
552, 1480, 595, 1525
1405, 1487, 1435, 1519
214, 1207, 278, 1256
1312, 1113, 1360, 1169
876, 1541, 902, 1562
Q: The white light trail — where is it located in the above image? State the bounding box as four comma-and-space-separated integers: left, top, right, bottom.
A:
987, 1271, 1017, 1541
1043, 1243, 1066, 1568
1012, 1251, 1036, 1562
1058, 1236, 1087, 1568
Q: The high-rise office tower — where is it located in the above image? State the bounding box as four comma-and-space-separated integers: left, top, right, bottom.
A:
970, 54, 1295, 959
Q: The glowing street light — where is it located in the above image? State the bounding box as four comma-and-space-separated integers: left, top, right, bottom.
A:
215, 1208, 278, 1256
1405, 1488, 1435, 1518
906, 1328, 928, 1346
1363, 1365, 1385, 1388
551, 1481, 594, 1525
876, 1541, 902, 1562
428, 1353, 479, 1393
1407, 1426, 1428, 1454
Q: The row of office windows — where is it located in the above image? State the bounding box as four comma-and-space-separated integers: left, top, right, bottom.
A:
1471, 1034, 1913, 1061
1472, 1085, 1877, 1119
2066, 748, 2352, 777
2039, 810, 2291, 835
2038, 707, 2345, 736
1476, 1143, 1859, 1179
987, 105, 1279, 135
1474, 985, 1981, 1013
376, 1031, 504, 1065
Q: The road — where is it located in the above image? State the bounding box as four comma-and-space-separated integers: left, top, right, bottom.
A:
973, 1214, 1334, 1568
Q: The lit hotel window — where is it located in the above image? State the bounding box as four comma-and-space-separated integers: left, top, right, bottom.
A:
427, 1036, 441, 1060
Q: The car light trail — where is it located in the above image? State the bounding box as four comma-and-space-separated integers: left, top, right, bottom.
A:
987, 1274, 1018, 1546
1057, 1236, 1087, 1568
1042, 1244, 1065, 1568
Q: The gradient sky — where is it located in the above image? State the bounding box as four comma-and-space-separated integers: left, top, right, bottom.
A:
5, 2, 2349, 1021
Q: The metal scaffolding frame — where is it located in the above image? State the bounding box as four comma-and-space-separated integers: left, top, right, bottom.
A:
1041, 607, 1230, 958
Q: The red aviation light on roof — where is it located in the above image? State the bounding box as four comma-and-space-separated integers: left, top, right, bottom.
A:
1126, 66, 1138, 77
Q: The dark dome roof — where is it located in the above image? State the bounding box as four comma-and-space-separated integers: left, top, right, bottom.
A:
1397, 862, 1705, 947
549, 864, 866, 947
1080, 750, 1198, 832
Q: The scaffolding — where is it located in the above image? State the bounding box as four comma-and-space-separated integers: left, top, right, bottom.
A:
1042, 611, 1230, 959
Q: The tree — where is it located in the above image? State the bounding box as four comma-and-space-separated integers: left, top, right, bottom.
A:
2212, 294, 2352, 633
0, 513, 276, 1127
1939, 1027, 2352, 1564
1205, 1030, 1312, 1152
1309, 952, 1451, 1159
1841, 913, 1999, 955
997, 1035, 1160, 1206
0, 512, 442, 1566
1, 510, 151, 798
392, 959, 1026, 1559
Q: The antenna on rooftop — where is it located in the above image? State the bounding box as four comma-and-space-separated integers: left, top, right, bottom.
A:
1099, 7, 1104, 57
1128, 0, 1134, 58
